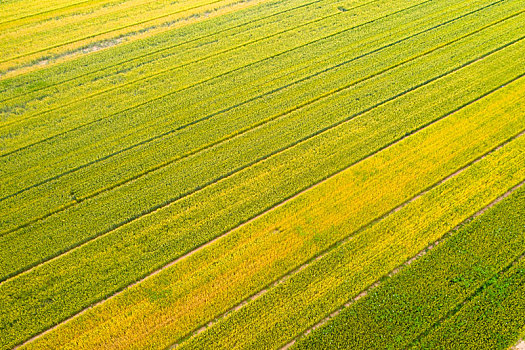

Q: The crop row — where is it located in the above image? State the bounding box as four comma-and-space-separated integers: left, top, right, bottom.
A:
293, 178, 525, 350
0, 0, 252, 73
17, 75, 525, 350
0, 0, 436, 146
0, 0, 467, 201
0, 0, 453, 227
2, 14, 523, 283
415, 255, 525, 349
173, 77, 525, 350
0, 0, 349, 107
1, 41, 524, 348
0, 0, 120, 26
0, 0, 323, 99
1, 2, 522, 236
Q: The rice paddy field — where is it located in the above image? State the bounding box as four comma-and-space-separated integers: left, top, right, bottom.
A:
0, 0, 524, 348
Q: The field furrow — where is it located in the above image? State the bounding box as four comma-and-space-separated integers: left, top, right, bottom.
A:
0, 0, 436, 147
0, 0, 344, 98
13, 72, 525, 350
2, 0, 522, 348
1, 1, 522, 237
1, 13, 523, 284
0, 0, 265, 74
0, 0, 326, 102
166, 77, 525, 350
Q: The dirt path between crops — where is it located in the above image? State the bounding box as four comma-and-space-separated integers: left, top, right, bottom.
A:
0, 0, 263, 79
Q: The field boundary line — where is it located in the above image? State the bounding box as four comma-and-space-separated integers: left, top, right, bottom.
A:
0, 0, 473, 204
15, 121, 525, 350
0, 0, 116, 27
0, 13, 522, 235
0, 0, 516, 192
11, 80, 525, 349
2, 0, 502, 207
0, 0, 405, 132
1, 6, 520, 213
0, 0, 328, 101
0, 0, 250, 65
280, 178, 525, 350
1, 39, 523, 287
2, 0, 505, 147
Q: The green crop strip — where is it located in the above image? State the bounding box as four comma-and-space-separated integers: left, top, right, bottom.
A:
0, 0, 325, 102
0, 0, 321, 98
415, 259, 525, 349
1, 1, 521, 240
0, 0, 250, 71
1, 0, 522, 348
1, 41, 524, 349
0, 0, 428, 142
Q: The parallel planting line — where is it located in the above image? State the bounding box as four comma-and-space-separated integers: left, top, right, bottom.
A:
1, 38, 522, 286
0, 0, 268, 79
173, 4, 521, 133
2, 6, 518, 205
1, 20, 522, 247
0, 0, 120, 27
0, 0, 244, 65
0, 0, 486, 204
5, 0, 506, 149
183, 126, 525, 348
11, 77, 524, 336
0, 0, 327, 102
280, 178, 525, 350
0, 0, 386, 131
1, 0, 519, 193
17, 108, 525, 350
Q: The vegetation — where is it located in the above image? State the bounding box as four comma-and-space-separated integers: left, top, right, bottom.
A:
0, 0, 523, 348
293, 181, 525, 350
8, 54, 525, 350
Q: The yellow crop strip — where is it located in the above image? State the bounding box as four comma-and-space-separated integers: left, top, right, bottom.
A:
0, 0, 422, 146
181, 78, 525, 350
20, 73, 525, 350
1, 24, 524, 348
0, 0, 126, 29
0, 0, 268, 75
1, 11, 523, 287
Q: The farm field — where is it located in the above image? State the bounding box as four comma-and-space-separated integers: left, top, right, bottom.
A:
0, 0, 523, 349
